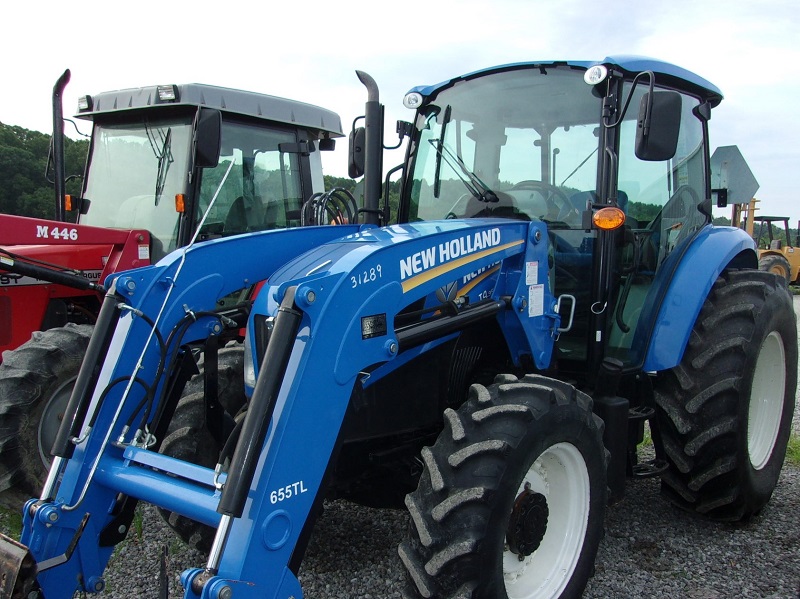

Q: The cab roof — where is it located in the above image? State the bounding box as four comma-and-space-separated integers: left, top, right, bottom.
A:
75, 83, 344, 137
408, 56, 723, 107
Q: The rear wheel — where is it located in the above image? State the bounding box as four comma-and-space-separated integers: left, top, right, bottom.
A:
758, 254, 791, 285
0, 324, 93, 494
654, 270, 797, 520
399, 374, 607, 599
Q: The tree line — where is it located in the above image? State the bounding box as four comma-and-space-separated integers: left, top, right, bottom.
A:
0, 122, 88, 220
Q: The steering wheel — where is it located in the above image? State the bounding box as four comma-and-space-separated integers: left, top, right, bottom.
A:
510, 180, 579, 223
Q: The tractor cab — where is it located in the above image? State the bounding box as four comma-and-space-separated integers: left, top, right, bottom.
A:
74, 84, 343, 261
395, 58, 724, 383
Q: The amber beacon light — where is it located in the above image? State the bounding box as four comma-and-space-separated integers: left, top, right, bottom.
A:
592, 206, 626, 230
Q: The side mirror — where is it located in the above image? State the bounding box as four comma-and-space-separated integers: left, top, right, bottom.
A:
193, 108, 222, 169
348, 126, 365, 178
635, 91, 681, 161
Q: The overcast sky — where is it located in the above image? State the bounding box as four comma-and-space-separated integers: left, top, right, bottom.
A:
3, 0, 797, 222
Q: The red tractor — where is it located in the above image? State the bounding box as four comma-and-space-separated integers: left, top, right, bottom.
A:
0, 70, 343, 493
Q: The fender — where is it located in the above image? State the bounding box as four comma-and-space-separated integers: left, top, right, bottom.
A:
642, 225, 757, 372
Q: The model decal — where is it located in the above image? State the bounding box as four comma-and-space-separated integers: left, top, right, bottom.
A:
36, 225, 78, 241
400, 228, 520, 293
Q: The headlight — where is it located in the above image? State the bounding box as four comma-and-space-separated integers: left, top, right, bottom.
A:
244, 315, 275, 390
243, 327, 256, 390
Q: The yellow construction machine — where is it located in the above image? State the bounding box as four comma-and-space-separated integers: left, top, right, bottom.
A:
731, 199, 800, 285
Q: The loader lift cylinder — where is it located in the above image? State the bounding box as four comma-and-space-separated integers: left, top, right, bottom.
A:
217, 287, 302, 518
50, 283, 122, 462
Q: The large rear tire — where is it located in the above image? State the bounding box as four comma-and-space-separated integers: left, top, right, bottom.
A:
0, 324, 93, 494
654, 270, 797, 520
399, 374, 607, 599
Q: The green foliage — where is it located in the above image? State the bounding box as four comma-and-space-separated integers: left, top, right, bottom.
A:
752, 219, 800, 249
626, 201, 661, 224
324, 175, 358, 193
787, 434, 800, 467
133, 507, 144, 541
0, 504, 23, 539
0, 122, 88, 220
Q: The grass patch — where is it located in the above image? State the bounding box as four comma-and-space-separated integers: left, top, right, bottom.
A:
642, 422, 653, 447
786, 433, 800, 467
0, 504, 23, 539
133, 508, 144, 542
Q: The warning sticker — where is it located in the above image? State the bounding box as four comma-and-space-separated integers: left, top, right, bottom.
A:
525, 261, 538, 286
528, 284, 544, 317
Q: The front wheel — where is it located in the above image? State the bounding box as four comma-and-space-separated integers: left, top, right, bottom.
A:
654, 269, 797, 520
400, 374, 607, 599
0, 324, 93, 494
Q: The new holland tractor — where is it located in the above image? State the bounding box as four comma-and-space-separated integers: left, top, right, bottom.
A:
0, 57, 796, 599
0, 73, 343, 494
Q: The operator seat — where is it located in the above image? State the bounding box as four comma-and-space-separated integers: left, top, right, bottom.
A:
224, 197, 247, 234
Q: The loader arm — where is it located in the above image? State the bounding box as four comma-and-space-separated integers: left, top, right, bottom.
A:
4, 219, 558, 599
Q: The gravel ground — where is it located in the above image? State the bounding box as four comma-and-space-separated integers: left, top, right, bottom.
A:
1, 300, 799, 598
93, 467, 800, 599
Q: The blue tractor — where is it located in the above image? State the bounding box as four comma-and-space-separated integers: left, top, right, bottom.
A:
0, 57, 795, 599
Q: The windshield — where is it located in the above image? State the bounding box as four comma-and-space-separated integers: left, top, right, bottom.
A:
408, 66, 601, 227
81, 118, 192, 259
195, 121, 304, 237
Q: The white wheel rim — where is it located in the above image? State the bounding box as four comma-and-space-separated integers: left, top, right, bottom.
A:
748, 331, 786, 470
503, 442, 590, 599
38, 377, 76, 469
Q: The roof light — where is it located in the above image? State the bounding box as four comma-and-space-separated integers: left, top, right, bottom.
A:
593, 206, 625, 230
584, 65, 608, 86
157, 85, 179, 102
403, 92, 423, 109
77, 95, 93, 112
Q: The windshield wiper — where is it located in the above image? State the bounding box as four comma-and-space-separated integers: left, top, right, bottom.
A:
146, 123, 173, 206
433, 106, 450, 198
428, 138, 499, 203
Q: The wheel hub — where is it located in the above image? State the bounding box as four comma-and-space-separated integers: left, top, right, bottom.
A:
506, 484, 549, 559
